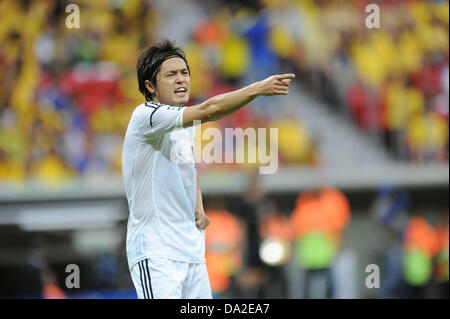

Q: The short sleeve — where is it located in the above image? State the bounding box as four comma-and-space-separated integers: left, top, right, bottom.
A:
139, 102, 185, 138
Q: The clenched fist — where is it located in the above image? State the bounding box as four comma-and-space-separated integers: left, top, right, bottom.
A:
195, 210, 210, 230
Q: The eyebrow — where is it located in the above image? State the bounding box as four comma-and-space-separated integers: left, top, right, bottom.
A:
162, 68, 189, 76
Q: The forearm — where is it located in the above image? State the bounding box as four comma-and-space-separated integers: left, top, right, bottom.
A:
195, 171, 210, 229
201, 83, 260, 122
182, 73, 294, 127
183, 83, 260, 127
195, 171, 204, 212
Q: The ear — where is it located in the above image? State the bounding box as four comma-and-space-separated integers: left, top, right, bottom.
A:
145, 80, 155, 95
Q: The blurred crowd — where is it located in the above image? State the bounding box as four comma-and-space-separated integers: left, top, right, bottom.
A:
303, 0, 449, 162
1, 0, 448, 184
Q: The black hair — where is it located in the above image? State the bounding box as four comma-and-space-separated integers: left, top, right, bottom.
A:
136, 39, 190, 101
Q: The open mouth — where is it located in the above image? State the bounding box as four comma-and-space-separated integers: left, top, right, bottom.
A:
174, 87, 187, 96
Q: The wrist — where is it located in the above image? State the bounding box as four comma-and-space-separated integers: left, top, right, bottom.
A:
248, 82, 262, 98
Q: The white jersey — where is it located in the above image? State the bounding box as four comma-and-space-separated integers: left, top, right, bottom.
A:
122, 101, 205, 270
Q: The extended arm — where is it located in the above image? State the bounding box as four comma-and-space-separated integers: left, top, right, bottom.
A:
182, 74, 295, 127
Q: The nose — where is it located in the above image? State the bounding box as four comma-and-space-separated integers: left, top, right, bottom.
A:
175, 74, 184, 84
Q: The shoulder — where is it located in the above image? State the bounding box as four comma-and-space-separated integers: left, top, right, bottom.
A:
136, 102, 185, 115
133, 102, 186, 131
144, 101, 166, 110
134, 101, 165, 114
132, 102, 163, 120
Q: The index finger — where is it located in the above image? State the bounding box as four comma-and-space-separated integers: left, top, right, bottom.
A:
274, 73, 296, 80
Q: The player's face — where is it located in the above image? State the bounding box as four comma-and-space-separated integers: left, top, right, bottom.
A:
152, 57, 191, 106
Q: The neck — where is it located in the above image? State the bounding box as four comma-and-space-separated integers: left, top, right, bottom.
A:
151, 96, 161, 104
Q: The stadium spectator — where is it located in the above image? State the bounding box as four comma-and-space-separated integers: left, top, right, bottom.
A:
290, 187, 351, 298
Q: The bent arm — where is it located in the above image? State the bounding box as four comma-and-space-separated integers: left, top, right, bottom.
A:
182, 73, 295, 127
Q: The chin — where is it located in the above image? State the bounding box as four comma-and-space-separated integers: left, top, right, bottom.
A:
176, 97, 190, 106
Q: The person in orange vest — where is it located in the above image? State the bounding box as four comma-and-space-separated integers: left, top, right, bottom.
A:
260, 207, 296, 246
204, 204, 244, 298
258, 201, 295, 298
290, 187, 351, 298
403, 216, 440, 298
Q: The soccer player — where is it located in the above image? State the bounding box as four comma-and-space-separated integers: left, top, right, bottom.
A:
122, 39, 294, 299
